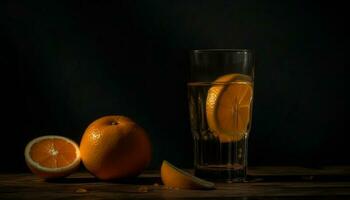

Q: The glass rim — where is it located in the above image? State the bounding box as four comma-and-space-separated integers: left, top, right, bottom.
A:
192, 49, 252, 54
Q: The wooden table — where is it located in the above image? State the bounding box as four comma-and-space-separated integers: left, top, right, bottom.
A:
1, 166, 350, 199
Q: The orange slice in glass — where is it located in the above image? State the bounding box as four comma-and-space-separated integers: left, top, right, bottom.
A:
206, 73, 253, 143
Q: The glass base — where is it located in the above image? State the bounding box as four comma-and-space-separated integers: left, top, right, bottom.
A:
195, 165, 246, 183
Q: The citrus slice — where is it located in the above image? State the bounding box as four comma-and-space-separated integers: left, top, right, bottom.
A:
206, 73, 253, 143
160, 160, 215, 190
24, 135, 81, 179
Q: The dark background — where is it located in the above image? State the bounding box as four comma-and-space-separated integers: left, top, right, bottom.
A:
2, 1, 346, 172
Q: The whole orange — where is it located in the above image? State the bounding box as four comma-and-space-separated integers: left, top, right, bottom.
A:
80, 115, 151, 180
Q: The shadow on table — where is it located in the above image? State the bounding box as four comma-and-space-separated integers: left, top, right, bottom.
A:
46, 174, 350, 185
246, 175, 350, 182
46, 176, 162, 185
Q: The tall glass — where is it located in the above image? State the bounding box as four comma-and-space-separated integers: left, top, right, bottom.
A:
188, 49, 254, 182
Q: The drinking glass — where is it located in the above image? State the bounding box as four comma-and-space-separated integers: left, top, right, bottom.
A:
188, 49, 254, 182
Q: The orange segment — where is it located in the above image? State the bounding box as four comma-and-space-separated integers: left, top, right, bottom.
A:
24, 135, 81, 179
161, 160, 215, 190
206, 73, 253, 143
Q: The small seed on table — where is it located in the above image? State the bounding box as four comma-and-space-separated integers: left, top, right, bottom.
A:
75, 188, 88, 193
138, 186, 148, 193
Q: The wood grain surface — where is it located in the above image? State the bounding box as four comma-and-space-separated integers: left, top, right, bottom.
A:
1, 166, 350, 199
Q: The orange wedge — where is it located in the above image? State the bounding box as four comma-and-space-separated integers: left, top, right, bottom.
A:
160, 160, 215, 190
24, 135, 81, 179
206, 73, 253, 143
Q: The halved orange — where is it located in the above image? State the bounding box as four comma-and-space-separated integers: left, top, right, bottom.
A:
160, 160, 215, 190
24, 135, 81, 179
206, 73, 253, 143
